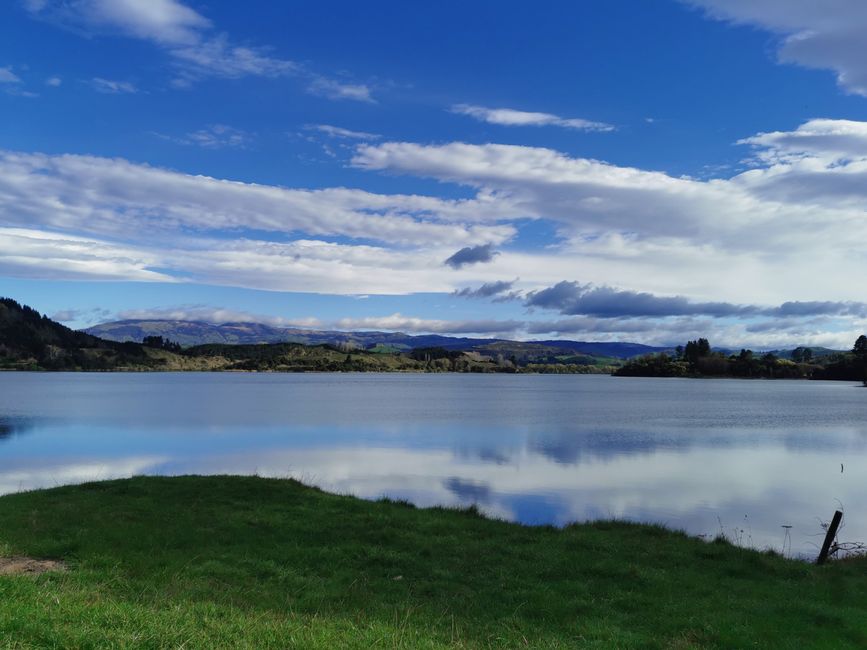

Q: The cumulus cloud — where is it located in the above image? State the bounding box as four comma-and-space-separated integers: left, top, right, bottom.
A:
526, 281, 867, 320
688, 0, 867, 96
444, 244, 499, 269
451, 104, 614, 132
45, 76, 62, 86
454, 279, 518, 299
526, 281, 757, 318
738, 119, 867, 164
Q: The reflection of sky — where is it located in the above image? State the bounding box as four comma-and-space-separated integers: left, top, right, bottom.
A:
1, 373, 867, 557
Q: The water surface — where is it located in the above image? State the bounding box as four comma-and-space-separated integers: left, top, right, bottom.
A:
1, 372, 865, 557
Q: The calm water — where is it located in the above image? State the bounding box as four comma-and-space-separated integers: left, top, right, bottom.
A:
1, 372, 866, 557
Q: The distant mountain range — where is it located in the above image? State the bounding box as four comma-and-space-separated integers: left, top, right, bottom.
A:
1, 297, 852, 374
0, 299, 599, 372
85, 319, 669, 359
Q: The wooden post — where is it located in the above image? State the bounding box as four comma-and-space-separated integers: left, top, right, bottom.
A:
817, 510, 843, 565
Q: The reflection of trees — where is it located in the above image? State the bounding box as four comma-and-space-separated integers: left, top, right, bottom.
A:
0, 418, 33, 442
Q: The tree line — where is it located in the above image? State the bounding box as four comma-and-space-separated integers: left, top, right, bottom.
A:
615, 335, 867, 381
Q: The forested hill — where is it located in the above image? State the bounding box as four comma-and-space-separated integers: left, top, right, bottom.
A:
0, 298, 162, 370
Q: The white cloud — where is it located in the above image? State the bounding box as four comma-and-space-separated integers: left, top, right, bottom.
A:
116, 308, 524, 337
162, 124, 252, 149
45, 76, 62, 86
307, 77, 375, 103
349, 122, 867, 319
738, 118, 867, 163
77, 0, 209, 45
115, 305, 319, 328
169, 34, 298, 83
89, 77, 137, 94
308, 124, 380, 140
451, 104, 614, 132
689, 0, 867, 96
0, 227, 484, 295
0, 227, 173, 282
0, 66, 22, 84
25, 0, 369, 97
173, 239, 464, 294
351, 135, 867, 258
332, 313, 523, 335
7, 116, 867, 346
0, 149, 514, 248
4, 88, 39, 98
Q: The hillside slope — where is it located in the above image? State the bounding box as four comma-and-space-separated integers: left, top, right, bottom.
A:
0, 298, 164, 370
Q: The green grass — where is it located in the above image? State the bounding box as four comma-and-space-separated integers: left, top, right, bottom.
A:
0, 476, 865, 648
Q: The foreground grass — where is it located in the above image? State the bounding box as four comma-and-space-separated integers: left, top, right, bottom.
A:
0, 477, 865, 649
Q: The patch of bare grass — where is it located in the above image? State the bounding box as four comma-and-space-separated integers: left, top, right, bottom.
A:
0, 556, 66, 575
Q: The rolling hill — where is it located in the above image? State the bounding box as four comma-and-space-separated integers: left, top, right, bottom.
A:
85, 319, 669, 359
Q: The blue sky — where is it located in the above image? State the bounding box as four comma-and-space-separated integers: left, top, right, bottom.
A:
3, 0, 867, 348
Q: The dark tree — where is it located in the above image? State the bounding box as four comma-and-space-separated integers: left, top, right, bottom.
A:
142, 336, 182, 353
683, 338, 711, 366
790, 347, 812, 363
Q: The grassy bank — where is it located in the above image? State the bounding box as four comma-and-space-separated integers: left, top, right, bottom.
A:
0, 476, 865, 648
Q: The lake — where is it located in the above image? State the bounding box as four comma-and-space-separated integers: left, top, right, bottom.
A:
1, 372, 865, 558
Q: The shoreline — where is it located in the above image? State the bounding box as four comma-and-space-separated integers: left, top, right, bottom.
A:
1, 475, 866, 647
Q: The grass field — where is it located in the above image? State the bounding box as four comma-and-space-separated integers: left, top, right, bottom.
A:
0, 475, 865, 648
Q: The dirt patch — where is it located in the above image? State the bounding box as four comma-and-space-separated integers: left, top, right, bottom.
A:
0, 556, 67, 576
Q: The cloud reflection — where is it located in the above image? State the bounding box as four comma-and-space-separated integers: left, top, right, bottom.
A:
2, 442, 858, 557
3, 374, 867, 559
